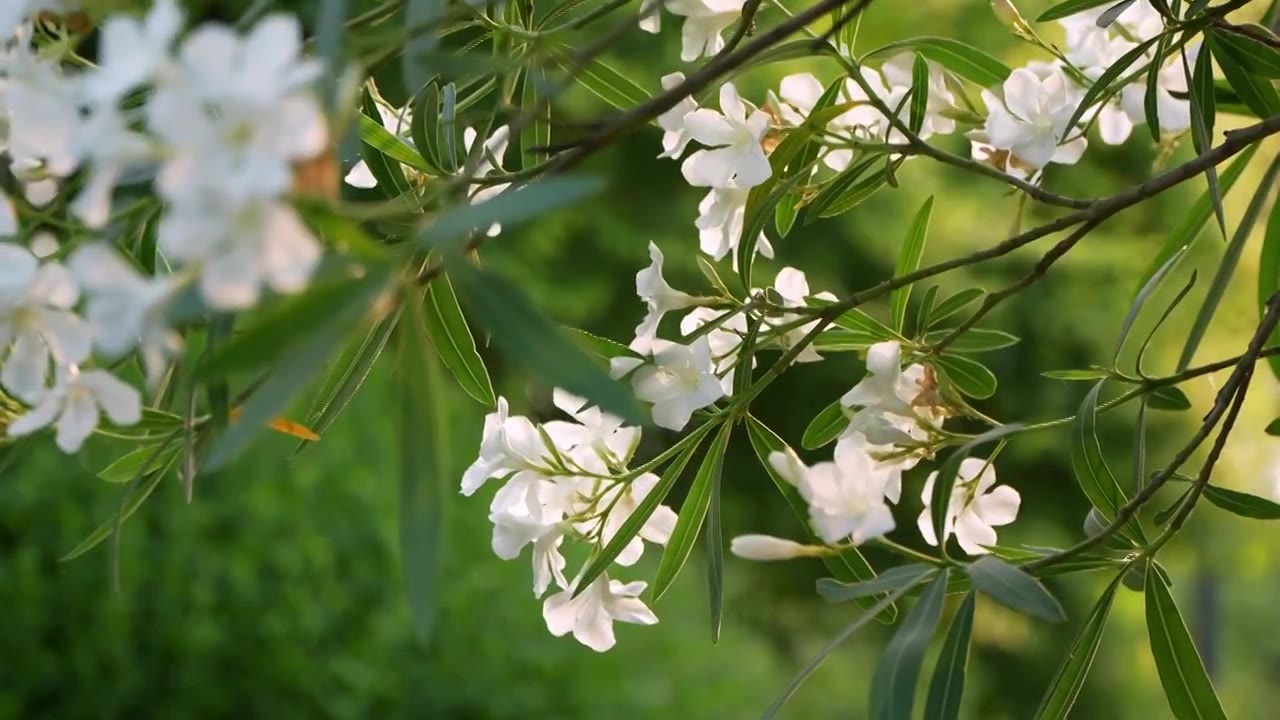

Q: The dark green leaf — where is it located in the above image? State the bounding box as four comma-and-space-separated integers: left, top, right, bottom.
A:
706, 427, 726, 643
909, 54, 929, 135
924, 591, 976, 720
967, 556, 1067, 622
298, 312, 399, 453
1098, 0, 1138, 27
891, 197, 933, 333
924, 327, 1019, 353
1033, 571, 1125, 719
819, 164, 893, 218
1212, 34, 1280, 118
913, 285, 940, 336
423, 273, 495, 406
1202, 485, 1280, 519
1144, 33, 1171, 141
868, 569, 950, 720
775, 194, 799, 237
651, 422, 733, 600
519, 65, 551, 171
1065, 35, 1160, 133
1043, 369, 1109, 381
1073, 380, 1145, 545
1212, 28, 1280, 78
802, 399, 849, 450
568, 327, 644, 361
815, 563, 934, 603
449, 264, 642, 422
358, 111, 432, 175
1147, 385, 1192, 411
1185, 41, 1224, 239
416, 176, 604, 252
411, 81, 442, 171
803, 155, 879, 222
933, 354, 997, 399
1146, 566, 1229, 720
929, 288, 986, 327
1266, 417, 1280, 436
97, 444, 180, 484
1259, 161, 1280, 380
1036, 0, 1124, 21
863, 37, 1012, 86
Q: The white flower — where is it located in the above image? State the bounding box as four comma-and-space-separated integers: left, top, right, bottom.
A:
840, 341, 942, 446
542, 575, 658, 652
2, 53, 81, 183
548, 388, 640, 468
695, 185, 773, 266
489, 476, 571, 596
1119, 43, 1197, 137
638, 0, 662, 34
678, 306, 746, 394
29, 232, 57, 258
620, 337, 725, 431
681, 83, 772, 189
730, 534, 815, 561
634, 242, 697, 349
577, 472, 678, 566
156, 195, 321, 311
0, 195, 15, 237
461, 397, 554, 496
773, 72, 825, 126
657, 72, 698, 159
67, 244, 183, 386
83, 0, 184, 104
769, 446, 895, 545
977, 66, 1088, 175
918, 457, 1021, 555
880, 53, 957, 137
0, 243, 91, 401
666, 0, 747, 62
464, 125, 512, 237
71, 103, 155, 228
767, 267, 836, 363
836, 430, 918, 505
7, 365, 141, 453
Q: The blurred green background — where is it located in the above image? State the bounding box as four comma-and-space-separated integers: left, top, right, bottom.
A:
3, 0, 1280, 717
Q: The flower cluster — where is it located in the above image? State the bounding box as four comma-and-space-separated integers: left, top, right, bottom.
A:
0, 2, 328, 451
462, 392, 675, 651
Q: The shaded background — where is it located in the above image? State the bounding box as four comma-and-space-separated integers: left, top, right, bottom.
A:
2, 0, 1279, 717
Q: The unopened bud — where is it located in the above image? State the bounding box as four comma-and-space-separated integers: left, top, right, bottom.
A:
990, 0, 1031, 35
730, 534, 819, 561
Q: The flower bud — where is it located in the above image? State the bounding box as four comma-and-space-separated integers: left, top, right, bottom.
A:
730, 534, 816, 561
990, 0, 1031, 36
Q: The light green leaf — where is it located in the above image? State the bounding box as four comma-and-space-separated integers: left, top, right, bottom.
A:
1212, 34, 1280, 118
967, 556, 1067, 622
928, 288, 986, 327
1033, 572, 1125, 719
869, 569, 951, 720
1043, 369, 1109, 381
652, 422, 733, 600
863, 37, 1012, 87
924, 590, 976, 720
62, 437, 182, 561
1202, 485, 1280, 519
909, 54, 929, 135
297, 311, 400, 454
1036, 0, 1125, 21
1147, 385, 1192, 411
801, 399, 849, 450
924, 327, 1019, 353
97, 444, 180, 484
891, 197, 933, 332
815, 563, 934, 603
552, 46, 649, 110
1073, 380, 1145, 545
424, 273, 495, 406
933, 354, 997, 399
358, 111, 433, 175
1146, 566, 1229, 720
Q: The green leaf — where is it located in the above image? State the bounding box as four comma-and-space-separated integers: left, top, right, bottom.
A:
1043, 369, 1109, 381
297, 311, 400, 453
739, 126, 820, 289
568, 327, 643, 360
1115, 246, 1189, 365
1099, 0, 1139, 26
1259, 161, 1280, 380
62, 437, 182, 561
706, 428, 726, 643
1147, 385, 1192, 411
449, 264, 642, 422
1212, 28, 1280, 78
552, 46, 649, 110
967, 556, 1067, 622
819, 164, 894, 218
575, 424, 714, 593
913, 285, 940, 336
423, 273, 495, 406
199, 277, 376, 380
1033, 572, 1125, 719
929, 426, 1025, 555
1212, 34, 1280, 118
933, 354, 997, 399
1185, 38, 1224, 266
868, 569, 950, 720
802, 399, 850, 450
1036, 0, 1124, 21
1073, 380, 1144, 545
1178, 155, 1280, 371
358, 111, 433, 175
803, 155, 879, 222
928, 288, 986, 327
651, 422, 733, 600
1192, 37, 1218, 157
1202, 485, 1280, 519
924, 327, 1019, 353
1065, 35, 1160, 133
744, 416, 892, 620
411, 81, 442, 171
1146, 566, 1229, 720
1134, 143, 1258, 301
1266, 417, 1280, 436
909, 54, 929, 135
402, 0, 444, 93
416, 176, 604, 252
1144, 33, 1171, 142
202, 270, 392, 472
863, 37, 1012, 87
775, 194, 799, 237
924, 590, 976, 720
815, 563, 934, 603
519, 66, 551, 171
97, 444, 180, 484
762, 581, 917, 720
891, 197, 933, 333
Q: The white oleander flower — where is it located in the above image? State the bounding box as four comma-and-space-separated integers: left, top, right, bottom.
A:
657, 72, 698, 159
613, 337, 725, 431
578, 472, 678, 567
464, 125, 512, 237
840, 341, 942, 446
1119, 43, 1197, 137
773, 72, 825, 126
679, 306, 747, 394
634, 242, 697, 350
7, 365, 141, 452
769, 446, 896, 545
880, 52, 958, 137
918, 457, 1021, 555
665, 0, 748, 62
730, 534, 816, 561
681, 83, 772, 189
71, 103, 155, 228
695, 185, 774, 266
767, 267, 836, 364
547, 388, 641, 469
542, 575, 658, 652
461, 397, 555, 497
976, 66, 1087, 176
0, 243, 91, 401
83, 0, 184, 104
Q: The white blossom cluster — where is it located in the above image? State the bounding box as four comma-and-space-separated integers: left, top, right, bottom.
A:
0, 1, 328, 451
462, 392, 676, 651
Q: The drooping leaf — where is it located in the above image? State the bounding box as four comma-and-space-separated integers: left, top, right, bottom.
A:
891, 197, 933, 333
651, 423, 733, 600
297, 311, 400, 453
1202, 485, 1280, 519
1033, 571, 1125, 719
928, 288, 986, 327
1043, 369, 1109, 381
423, 273, 495, 406
863, 37, 1012, 86
1211, 28, 1280, 78
868, 569, 950, 720
802, 399, 850, 450
1144, 33, 1171, 141
1036, 0, 1126, 22
908, 54, 929, 135
1072, 380, 1144, 545
1146, 566, 1229, 720
933, 354, 997, 399
1189, 41, 1219, 237
62, 436, 182, 561
815, 563, 934, 603
924, 590, 976, 720
1212, 34, 1280, 118
1259, 163, 1280, 380
1114, 247, 1188, 365
967, 556, 1067, 622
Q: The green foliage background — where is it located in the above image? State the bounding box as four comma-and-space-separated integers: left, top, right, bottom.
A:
2, 1, 1280, 718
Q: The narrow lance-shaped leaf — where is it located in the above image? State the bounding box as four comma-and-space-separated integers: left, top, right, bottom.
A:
862, 37, 1012, 86
1036, 0, 1127, 22
1064, 35, 1160, 132
1185, 41, 1223, 236
651, 422, 734, 600
802, 399, 850, 450
417, 176, 604, 252
1114, 247, 1188, 366
908, 53, 929, 135
1202, 485, 1280, 519
891, 196, 933, 332
1259, 162, 1280, 380
933, 354, 997, 399
1146, 565, 1229, 720
924, 590, 976, 720
1211, 29, 1280, 78
1144, 33, 1170, 141
1033, 571, 1126, 719
967, 555, 1067, 622
1212, 34, 1280, 117
423, 273, 496, 406
868, 569, 951, 720
1072, 380, 1144, 544
816, 563, 934, 603
551, 44, 649, 110
705, 422, 726, 642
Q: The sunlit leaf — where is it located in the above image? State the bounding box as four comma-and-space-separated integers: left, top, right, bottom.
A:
924, 590, 976, 720
1033, 571, 1125, 719
1146, 566, 1229, 720
891, 197, 933, 332
652, 423, 733, 600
